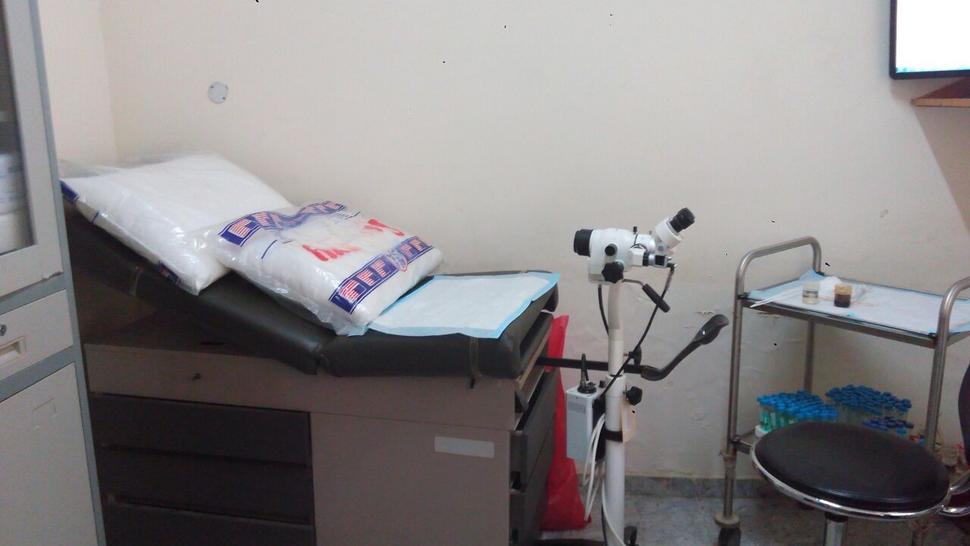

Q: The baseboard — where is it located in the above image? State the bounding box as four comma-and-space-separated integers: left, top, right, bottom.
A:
625, 476, 773, 498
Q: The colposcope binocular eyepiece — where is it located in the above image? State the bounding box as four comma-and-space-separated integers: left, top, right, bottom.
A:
573, 229, 593, 257
669, 208, 695, 234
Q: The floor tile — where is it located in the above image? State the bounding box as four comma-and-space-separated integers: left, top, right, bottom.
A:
543, 494, 967, 545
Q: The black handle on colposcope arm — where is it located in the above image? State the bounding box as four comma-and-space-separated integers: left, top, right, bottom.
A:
641, 282, 670, 313
640, 314, 729, 382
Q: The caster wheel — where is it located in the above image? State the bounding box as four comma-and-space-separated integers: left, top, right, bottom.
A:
717, 527, 741, 546
624, 525, 638, 546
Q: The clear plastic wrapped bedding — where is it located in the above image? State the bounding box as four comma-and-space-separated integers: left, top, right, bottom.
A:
60, 154, 292, 294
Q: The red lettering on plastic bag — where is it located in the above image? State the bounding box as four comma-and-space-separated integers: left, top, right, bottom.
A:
364, 219, 405, 236
303, 244, 361, 262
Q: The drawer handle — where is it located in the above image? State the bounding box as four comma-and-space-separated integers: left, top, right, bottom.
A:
0, 337, 25, 369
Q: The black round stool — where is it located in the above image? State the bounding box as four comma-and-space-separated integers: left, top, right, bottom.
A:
751, 421, 953, 545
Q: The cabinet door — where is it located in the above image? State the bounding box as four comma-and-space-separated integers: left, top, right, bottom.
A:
0, 1, 62, 296
0, 363, 98, 546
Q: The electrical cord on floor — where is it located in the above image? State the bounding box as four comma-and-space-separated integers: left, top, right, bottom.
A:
581, 415, 623, 545
581, 417, 626, 545
581, 415, 607, 519
582, 416, 604, 485
601, 477, 626, 545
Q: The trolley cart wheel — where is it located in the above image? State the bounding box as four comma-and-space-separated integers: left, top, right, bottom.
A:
717, 527, 741, 546
624, 525, 638, 546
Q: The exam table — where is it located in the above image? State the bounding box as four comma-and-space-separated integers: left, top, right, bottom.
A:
65, 206, 560, 546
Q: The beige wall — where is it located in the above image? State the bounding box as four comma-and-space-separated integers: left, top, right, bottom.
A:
45, 0, 970, 478
36, 0, 140, 345
37, 0, 116, 164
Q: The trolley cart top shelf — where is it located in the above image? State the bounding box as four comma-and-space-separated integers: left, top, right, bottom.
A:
741, 274, 970, 349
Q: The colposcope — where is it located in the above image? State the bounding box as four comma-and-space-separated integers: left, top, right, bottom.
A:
539, 208, 728, 546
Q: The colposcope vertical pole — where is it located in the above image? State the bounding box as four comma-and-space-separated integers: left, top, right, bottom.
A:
604, 282, 626, 546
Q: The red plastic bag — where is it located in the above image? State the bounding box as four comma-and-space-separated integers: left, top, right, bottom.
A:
541, 315, 589, 530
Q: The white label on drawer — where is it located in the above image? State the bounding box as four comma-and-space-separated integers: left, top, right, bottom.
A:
434, 436, 495, 459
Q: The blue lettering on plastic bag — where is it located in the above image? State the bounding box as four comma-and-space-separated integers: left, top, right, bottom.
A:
219, 201, 347, 246
329, 237, 434, 314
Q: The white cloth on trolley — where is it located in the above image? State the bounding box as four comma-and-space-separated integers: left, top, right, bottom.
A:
748, 270, 970, 335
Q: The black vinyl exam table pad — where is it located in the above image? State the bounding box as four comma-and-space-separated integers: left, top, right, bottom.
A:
64, 205, 557, 377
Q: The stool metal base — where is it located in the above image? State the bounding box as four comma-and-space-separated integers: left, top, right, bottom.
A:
823, 513, 847, 546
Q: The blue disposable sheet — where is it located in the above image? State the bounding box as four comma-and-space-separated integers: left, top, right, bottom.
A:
368, 272, 559, 338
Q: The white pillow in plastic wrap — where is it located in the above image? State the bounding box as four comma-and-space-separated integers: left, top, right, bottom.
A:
206, 201, 443, 335
60, 154, 292, 293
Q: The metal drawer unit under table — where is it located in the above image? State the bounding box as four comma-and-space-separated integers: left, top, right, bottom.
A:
714, 236, 970, 546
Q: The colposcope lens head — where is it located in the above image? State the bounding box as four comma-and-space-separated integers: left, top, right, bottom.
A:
669, 208, 695, 233
574, 229, 592, 257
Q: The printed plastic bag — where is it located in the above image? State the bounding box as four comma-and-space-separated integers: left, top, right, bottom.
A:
207, 201, 443, 335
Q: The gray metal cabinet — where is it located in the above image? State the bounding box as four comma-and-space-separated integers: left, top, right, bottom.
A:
0, 1, 61, 292
0, 2, 103, 545
0, 364, 98, 546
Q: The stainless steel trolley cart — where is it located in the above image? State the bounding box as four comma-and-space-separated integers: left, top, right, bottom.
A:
715, 237, 970, 546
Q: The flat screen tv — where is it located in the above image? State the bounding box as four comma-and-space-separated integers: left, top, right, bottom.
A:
891, 0, 970, 79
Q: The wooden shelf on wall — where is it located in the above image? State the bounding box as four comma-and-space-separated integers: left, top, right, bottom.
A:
912, 78, 970, 108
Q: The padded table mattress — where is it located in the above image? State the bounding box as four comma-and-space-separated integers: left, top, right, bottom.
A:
65, 206, 556, 377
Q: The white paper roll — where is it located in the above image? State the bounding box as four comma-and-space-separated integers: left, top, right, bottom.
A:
0, 151, 22, 173
0, 152, 24, 214
0, 208, 31, 255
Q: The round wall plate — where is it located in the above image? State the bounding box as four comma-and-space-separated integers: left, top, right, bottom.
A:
208, 82, 229, 104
